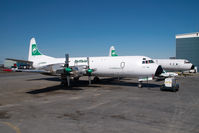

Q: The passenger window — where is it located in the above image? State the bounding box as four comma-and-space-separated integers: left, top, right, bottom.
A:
142, 61, 145, 64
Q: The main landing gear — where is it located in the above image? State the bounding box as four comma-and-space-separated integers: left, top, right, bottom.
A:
138, 81, 143, 88
93, 76, 100, 83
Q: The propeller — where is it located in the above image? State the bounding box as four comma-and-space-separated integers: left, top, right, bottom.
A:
86, 57, 93, 85
64, 54, 72, 87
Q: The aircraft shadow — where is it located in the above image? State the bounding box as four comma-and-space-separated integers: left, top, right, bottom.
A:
26, 80, 100, 95
26, 77, 161, 95
27, 77, 60, 82
95, 78, 161, 88
26, 85, 83, 94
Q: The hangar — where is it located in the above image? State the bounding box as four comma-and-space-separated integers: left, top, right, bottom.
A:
4, 58, 33, 69
176, 32, 199, 72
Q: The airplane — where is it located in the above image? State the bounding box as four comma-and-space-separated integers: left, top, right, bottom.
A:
25, 38, 164, 88
153, 59, 194, 72
108, 46, 194, 73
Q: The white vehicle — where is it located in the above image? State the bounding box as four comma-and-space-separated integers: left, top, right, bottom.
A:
109, 46, 194, 72
27, 38, 163, 87
160, 77, 179, 92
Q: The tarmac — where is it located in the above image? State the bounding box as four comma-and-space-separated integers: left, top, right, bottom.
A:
0, 72, 199, 133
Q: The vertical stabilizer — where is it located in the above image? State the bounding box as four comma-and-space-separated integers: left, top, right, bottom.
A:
28, 38, 54, 68
28, 38, 43, 61
109, 46, 118, 56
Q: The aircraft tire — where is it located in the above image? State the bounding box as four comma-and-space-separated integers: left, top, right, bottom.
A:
74, 77, 79, 82
93, 76, 100, 83
138, 83, 142, 88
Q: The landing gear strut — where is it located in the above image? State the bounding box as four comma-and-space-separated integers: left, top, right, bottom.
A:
138, 81, 143, 88
61, 73, 70, 87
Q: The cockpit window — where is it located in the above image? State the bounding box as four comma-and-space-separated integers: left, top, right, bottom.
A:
149, 60, 154, 63
142, 60, 154, 64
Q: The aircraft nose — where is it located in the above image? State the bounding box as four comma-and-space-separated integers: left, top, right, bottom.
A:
191, 65, 195, 69
155, 65, 164, 77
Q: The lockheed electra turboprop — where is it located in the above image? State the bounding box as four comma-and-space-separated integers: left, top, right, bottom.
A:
26, 38, 163, 88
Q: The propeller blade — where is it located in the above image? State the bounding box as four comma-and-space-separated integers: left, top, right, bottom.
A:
66, 75, 70, 87
87, 57, 92, 85
64, 54, 71, 87
87, 57, 90, 68
65, 54, 69, 67
88, 75, 91, 85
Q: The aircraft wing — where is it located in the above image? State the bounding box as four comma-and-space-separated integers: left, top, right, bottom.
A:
17, 69, 51, 74
13, 63, 64, 75
56, 65, 88, 76
15, 63, 90, 77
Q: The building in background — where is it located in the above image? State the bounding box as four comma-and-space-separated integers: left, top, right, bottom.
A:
4, 58, 33, 69
176, 32, 199, 72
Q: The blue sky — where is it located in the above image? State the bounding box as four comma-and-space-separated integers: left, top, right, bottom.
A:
0, 0, 198, 63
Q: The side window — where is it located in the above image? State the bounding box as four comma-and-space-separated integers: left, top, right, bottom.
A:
143, 60, 154, 64
149, 60, 154, 63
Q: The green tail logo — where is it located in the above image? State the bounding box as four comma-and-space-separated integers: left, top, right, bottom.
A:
32, 44, 42, 56
111, 50, 118, 56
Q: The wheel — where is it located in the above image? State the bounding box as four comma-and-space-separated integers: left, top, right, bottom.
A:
174, 84, 179, 92
160, 85, 165, 91
73, 77, 79, 81
61, 79, 69, 87
138, 83, 142, 88
60, 74, 66, 85
172, 88, 177, 92
93, 76, 100, 83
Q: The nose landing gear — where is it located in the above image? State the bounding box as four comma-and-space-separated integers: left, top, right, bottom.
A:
138, 81, 143, 88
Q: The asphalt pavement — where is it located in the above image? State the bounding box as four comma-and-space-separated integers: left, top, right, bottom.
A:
0, 72, 199, 133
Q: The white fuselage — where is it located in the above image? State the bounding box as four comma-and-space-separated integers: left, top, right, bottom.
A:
28, 38, 163, 81
32, 55, 160, 79
154, 59, 193, 71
